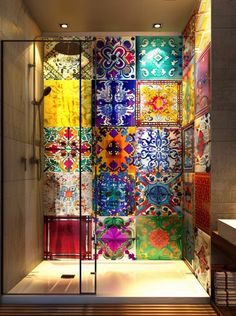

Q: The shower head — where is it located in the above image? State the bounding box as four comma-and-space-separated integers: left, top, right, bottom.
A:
54, 42, 81, 55
32, 86, 51, 106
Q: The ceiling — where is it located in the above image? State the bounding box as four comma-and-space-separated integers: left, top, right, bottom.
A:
23, 0, 196, 34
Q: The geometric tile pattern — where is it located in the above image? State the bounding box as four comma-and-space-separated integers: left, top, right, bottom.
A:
136, 36, 183, 80
183, 124, 194, 171
136, 215, 183, 260
183, 173, 195, 215
136, 80, 182, 127
182, 61, 195, 126
183, 212, 195, 267
135, 171, 182, 216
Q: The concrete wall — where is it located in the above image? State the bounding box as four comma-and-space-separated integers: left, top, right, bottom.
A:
211, 0, 236, 230
0, 0, 43, 292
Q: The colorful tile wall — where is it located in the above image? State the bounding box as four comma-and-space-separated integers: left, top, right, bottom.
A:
136, 36, 182, 80
135, 171, 182, 216
183, 212, 195, 267
94, 37, 136, 80
136, 215, 183, 260
194, 113, 211, 173
182, 60, 195, 126
195, 173, 211, 234
96, 80, 136, 126
96, 217, 136, 260
136, 80, 182, 127
136, 127, 182, 173
183, 173, 195, 215
193, 228, 211, 293
183, 15, 195, 69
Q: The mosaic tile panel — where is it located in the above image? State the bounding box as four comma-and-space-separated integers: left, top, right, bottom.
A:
95, 127, 136, 174
44, 80, 91, 127
94, 37, 135, 80
96, 172, 135, 216
96, 217, 136, 260
136, 36, 182, 80
43, 172, 92, 216
96, 80, 135, 126
136, 127, 182, 173
44, 127, 92, 172
182, 60, 195, 126
194, 113, 211, 173
183, 14, 195, 69
44, 216, 92, 259
135, 171, 182, 216
195, 173, 211, 234
44, 40, 93, 80
195, 46, 211, 118
195, 0, 211, 60
193, 228, 211, 293
183, 124, 194, 171
136, 80, 182, 127
136, 215, 183, 260
183, 173, 195, 215
183, 212, 195, 267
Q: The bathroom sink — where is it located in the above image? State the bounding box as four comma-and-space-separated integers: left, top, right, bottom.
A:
218, 219, 236, 246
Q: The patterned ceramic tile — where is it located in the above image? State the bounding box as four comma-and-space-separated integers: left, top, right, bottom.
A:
44, 216, 93, 259
195, 173, 211, 234
136, 80, 182, 127
95, 127, 136, 174
43, 172, 92, 216
136, 127, 182, 173
44, 80, 91, 127
183, 173, 195, 214
96, 80, 135, 126
44, 127, 92, 172
183, 124, 194, 171
94, 37, 135, 80
183, 212, 195, 267
135, 171, 182, 216
195, 0, 211, 60
193, 228, 211, 294
182, 60, 195, 126
96, 172, 135, 216
96, 217, 136, 260
194, 113, 211, 173
183, 14, 195, 69
136, 36, 182, 80
195, 46, 211, 118
44, 40, 93, 80
136, 215, 183, 260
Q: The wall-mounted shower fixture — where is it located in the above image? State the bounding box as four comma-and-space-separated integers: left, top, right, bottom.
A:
32, 86, 51, 106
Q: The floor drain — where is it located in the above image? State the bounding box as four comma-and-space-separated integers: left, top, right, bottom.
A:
61, 274, 75, 279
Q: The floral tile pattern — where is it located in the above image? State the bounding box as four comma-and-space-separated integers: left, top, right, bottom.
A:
96, 80, 135, 126
44, 127, 92, 172
136, 80, 182, 127
96, 217, 136, 260
136, 127, 182, 173
96, 172, 135, 216
183, 15, 195, 69
136, 36, 182, 80
194, 113, 211, 173
95, 127, 136, 174
195, 46, 211, 118
183, 124, 194, 171
135, 171, 182, 216
136, 215, 183, 260
44, 172, 92, 216
193, 228, 211, 294
44, 40, 93, 80
183, 173, 195, 214
182, 60, 195, 126
195, 173, 211, 234
94, 37, 135, 80
183, 212, 195, 267
44, 80, 91, 127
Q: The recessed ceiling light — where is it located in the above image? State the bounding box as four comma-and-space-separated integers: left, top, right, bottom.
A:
59, 23, 69, 29
153, 23, 162, 29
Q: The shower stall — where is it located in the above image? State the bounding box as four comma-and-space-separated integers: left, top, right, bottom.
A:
1, 0, 211, 299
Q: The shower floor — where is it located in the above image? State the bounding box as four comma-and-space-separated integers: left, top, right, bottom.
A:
9, 260, 209, 301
